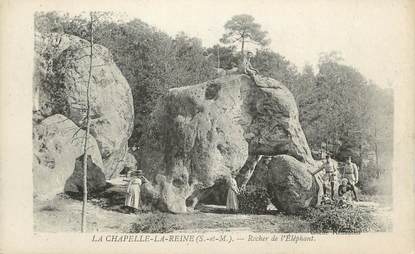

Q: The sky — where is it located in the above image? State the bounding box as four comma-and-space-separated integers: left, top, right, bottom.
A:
108, 0, 414, 89
62, 0, 413, 89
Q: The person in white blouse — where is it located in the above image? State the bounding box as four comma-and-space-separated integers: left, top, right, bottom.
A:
125, 170, 144, 212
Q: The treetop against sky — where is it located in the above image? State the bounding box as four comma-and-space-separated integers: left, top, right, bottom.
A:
41, 0, 413, 89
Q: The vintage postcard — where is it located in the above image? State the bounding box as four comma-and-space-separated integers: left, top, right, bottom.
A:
0, 0, 414, 253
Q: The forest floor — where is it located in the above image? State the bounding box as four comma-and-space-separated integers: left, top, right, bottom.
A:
34, 179, 392, 233
34, 195, 312, 233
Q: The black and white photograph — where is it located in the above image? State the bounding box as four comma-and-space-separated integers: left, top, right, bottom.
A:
1, 0, 414, 253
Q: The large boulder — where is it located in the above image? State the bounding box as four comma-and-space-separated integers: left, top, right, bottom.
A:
34, 32, 134, 178
33, 114, 105, 199
139, 74, 315, 212
64, 154, 107, 194
267, 155, 322, 214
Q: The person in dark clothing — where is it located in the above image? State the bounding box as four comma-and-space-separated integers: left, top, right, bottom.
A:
338, 178, 358, 201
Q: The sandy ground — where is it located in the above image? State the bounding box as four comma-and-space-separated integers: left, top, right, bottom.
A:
34, 196, 392, 233
33, 179, 392, 233
34, 195, 137, 233
34, 195, 312, 233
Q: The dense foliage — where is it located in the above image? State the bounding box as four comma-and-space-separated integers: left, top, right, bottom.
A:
130, 213, 183, 233
238, 186, 270, 214
252, 50, 393, 186
220, 14, 270, 55
205, 44, 240, 69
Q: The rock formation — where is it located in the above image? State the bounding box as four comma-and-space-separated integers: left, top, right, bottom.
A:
267, 155, 322, 213
64, 154, 107, 194
34, 32, 134, 178
139, 74, 317, 213
33, 32, 321, 213
33, 114, 105, 199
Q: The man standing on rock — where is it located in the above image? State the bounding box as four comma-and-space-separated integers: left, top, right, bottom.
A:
342, 156, 359, 201
310, 155, 338, 200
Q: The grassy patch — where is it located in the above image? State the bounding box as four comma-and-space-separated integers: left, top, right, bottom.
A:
297, 205, 387, 233
128, 210, 311, 233
130, 213, 184, 233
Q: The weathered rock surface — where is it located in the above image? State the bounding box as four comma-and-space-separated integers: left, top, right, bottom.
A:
34, 32, 134, 177
64, 154, 107, 194
121, 152, 138, 170
33, 114, 105, 199
139, 74, 314, 212
267, 155, 322, 213
140, 181, 160, 207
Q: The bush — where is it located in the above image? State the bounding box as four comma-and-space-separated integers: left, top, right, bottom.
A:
297, 206, 385, 233
130, 213, 183, 233
238, 186, 270, 214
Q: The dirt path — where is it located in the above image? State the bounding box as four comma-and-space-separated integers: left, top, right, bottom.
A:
34, 195, 138, 232
34, 195, 311, 233
356, 201, 393, 230
33, 185, 392, 233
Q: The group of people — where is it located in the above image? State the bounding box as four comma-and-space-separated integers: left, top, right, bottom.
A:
310, 155, 360, 203
123, 155, 359, 213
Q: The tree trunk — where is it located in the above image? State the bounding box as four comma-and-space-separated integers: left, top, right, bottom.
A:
81, 13, 94, 233
374, 125, 379, 176
241, 37, 245, 58
217, 46, 220, 71
325, 138, 329, 155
